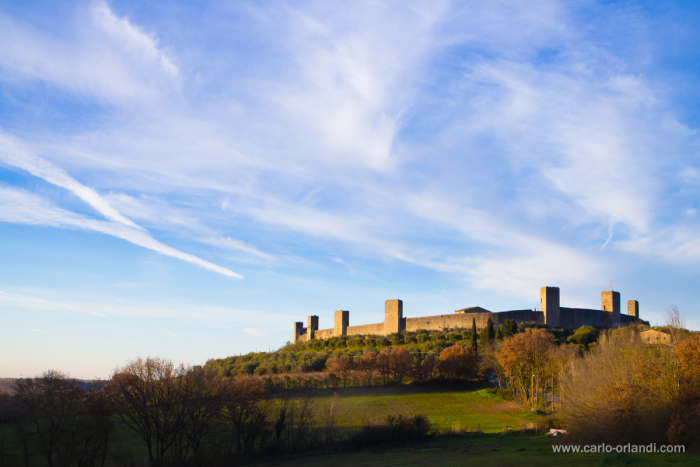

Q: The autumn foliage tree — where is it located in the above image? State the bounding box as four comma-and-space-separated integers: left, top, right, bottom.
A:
390, 347, 414, 383
438, 344, 478, 381
497, 328, 554, 405
326, 356, 354, 387
561, 331, 676, 445
668, 334, 700, 450
357, 352, 377, 386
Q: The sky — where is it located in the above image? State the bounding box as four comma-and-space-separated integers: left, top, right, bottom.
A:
1, 0, 699, 379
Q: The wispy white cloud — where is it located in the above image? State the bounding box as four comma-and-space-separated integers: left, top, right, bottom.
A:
91, 1, 178, 79
0, 131, 141, 228
0, 1, 178, 104
103, 192, 211, 234
0, 290, 107, 317
0, 185, 242, 278
243, 328, 267, 337
0, 0, 698, 308
200, 236, 274, 261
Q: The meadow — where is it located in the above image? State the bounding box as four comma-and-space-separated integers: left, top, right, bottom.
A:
251, 433, 696, 467
2, 380, 697, 466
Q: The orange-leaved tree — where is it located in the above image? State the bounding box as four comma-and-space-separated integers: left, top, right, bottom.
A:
390, 347, 414, 383
668, 334, 700, 449
358, 352, 377, 386
326, 356, 354, 387
438, 344, 478, 381
497, 328, 553, 404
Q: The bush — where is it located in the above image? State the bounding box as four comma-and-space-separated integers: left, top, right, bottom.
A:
348, 414, 433, 448
561, 332, 675, 445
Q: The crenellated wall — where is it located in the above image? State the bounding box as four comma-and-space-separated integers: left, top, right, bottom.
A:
293, 286, 648, 342
346, 323, 384, 336
493, 309, 544, 326
405, 312, 490, 331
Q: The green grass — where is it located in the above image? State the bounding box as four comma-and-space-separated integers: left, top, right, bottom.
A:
250, 433, 697, 467
315, 383, 536, 434
2, 384, 697, 466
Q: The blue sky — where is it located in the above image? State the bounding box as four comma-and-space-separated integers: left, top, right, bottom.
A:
1, 0, 699, 378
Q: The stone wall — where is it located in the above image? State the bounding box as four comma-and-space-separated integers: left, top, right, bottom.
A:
405, 312, 491, 332
492, 309, 544, 326
346, 323, 384, 336
292, 287, 648, 342
314, 328, 334, 339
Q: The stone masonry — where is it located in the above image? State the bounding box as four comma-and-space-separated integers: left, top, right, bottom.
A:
293, 286, 649, 343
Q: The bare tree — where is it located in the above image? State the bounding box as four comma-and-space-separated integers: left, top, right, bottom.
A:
665, 305, 687, 343
12, 370, 84, 467
170, 366, 227, 461
109, 357, 188, 467
222, 375, 270, 455
320, 393, 340, 443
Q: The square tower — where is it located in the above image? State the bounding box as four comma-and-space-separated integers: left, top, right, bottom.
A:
602, 291, 620, 326
334, 310, 349, 336
307, 315, 319, 339
627, 300, 639, 319
384, 299, 404, 334
293, 322, 305, 343
540, 287, 560, 328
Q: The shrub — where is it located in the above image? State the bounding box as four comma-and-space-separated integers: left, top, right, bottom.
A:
561, 332, 675, 445
348, 414, 433, 448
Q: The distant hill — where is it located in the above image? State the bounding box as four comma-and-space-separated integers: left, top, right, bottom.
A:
0, 378, 16, 395
0, 378, 106, 396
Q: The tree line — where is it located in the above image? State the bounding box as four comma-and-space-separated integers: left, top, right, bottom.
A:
4, 310, 699, 466
205, 317, 588, 377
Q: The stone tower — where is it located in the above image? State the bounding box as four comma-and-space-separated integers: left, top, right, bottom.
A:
627, 300, 639, 319
384, 299, 405, 334
293, 322, 305, 343
602, 291, 620, 326
307, 315, 319, 339
540, 287, 560, 328
334, 310, 349, 336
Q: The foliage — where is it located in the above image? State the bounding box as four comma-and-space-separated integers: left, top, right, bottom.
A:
668, 334, 700, 450
479, 317, 495, 346
348, 414, 433, 448
502, 319, 518, 338
438, 344, 478, 380
497, 328, 555, 405
566, 325, 598, 350
561, 332, 676, 445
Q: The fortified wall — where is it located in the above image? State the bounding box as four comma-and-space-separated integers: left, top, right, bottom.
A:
293, 286, 648, 343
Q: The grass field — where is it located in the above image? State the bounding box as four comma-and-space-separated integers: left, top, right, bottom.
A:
251, 433, 696, 467
315, 383, 538, 434
2, 384, 697, 466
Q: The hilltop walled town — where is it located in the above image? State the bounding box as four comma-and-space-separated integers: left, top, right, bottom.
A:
294, 286, 648, 343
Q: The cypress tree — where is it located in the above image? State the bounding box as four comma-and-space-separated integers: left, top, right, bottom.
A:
487, 317, 495, 341
480, 317, 495, 347
470, 318, 478, 353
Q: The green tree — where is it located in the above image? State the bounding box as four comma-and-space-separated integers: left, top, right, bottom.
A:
479, 317, 495, 346
567, 325, 598, 350
503, 319, 518, 338
470, 318, 478, 353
